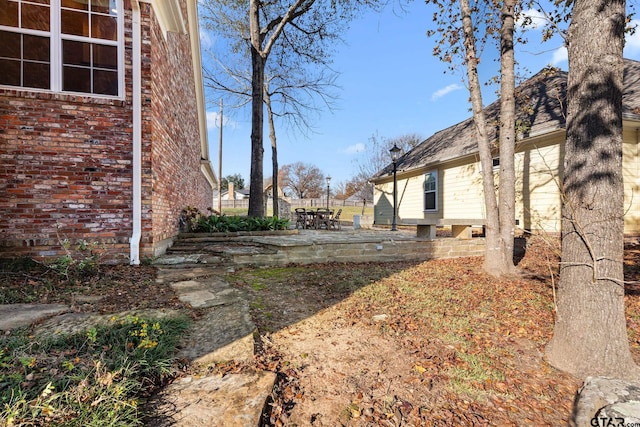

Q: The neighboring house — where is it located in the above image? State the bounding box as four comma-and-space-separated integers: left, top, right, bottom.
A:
0, 0, 217, 263
371, 59, 640, 234
219, 182, 250, 200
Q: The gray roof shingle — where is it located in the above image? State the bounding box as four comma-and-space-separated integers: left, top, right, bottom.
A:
373, 58, 640, 180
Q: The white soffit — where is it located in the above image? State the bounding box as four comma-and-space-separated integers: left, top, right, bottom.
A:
149, 0, 187, 35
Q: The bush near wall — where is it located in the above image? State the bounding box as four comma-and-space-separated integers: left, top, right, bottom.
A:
181, 207, 290, 233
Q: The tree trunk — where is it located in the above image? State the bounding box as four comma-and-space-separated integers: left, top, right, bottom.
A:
545, 0, 638, 378
248, 0, 265, 217
460, 0, 503, 274
264, 86, 279, 217
498, 0, 516, 274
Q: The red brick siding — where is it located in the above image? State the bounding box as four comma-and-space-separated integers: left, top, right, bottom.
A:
0, 3, 212, 260
0, 92, 136, 260
148, 1, 213, 249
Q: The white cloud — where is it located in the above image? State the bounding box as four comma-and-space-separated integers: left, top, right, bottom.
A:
206, 111, 237, 130
517, 9, 546, 30
625, 20, 640, 54
431, 83, 463, 101
550, 47, 568, 65
200, 29, 213, 50
343, 143, 366, 154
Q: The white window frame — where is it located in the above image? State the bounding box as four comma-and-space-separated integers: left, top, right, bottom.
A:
423, 170, 438, 212
0, 0, 124, 99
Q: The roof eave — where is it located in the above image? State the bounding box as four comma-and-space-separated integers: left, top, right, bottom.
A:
149, 0, 187, 36
370, 127, 568, 184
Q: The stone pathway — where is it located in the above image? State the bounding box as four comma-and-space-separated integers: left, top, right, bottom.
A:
147, 264, 275, 426
0, 264, 275, 427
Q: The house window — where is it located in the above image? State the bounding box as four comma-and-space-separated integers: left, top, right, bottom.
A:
0, 0, 122, 97
492, 157, 500, 170
424, 171, 437, 211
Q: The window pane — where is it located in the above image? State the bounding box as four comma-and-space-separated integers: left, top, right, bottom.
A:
0, 59, 20, 86
93, 69, 116, 95
61, 9, 88, 36
62, 0, 89, 10
0, 0, 19, 27
23, 34, 50, 61
63, 66, 90, 92
91, 0, 110, 14
0, 31, 21, 59
22, 3, 50, 31
23, 61, 49, 88
425, 192, 436, 211
93, 43, 116, 69
62, 39, 90, 66
91, 14, 116, 40
425, 173, 436, 191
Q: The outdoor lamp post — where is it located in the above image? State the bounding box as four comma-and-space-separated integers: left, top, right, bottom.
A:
326, 175, 332, 209
390, 144, 401, 231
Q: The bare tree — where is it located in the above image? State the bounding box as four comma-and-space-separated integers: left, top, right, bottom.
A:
281, 162, 325, 198
496, 0, 517, 274
353, 133, 423, 201
244, 0, 381, 216
545, 0, 639, 378
200, 0, 343, 217
263, 63, 339, 216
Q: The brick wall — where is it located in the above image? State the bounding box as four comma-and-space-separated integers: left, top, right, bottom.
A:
147, 1, 213, 253
0, 3, 212, 261
0, 92, 136, 260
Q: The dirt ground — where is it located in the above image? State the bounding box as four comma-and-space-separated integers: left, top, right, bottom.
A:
3, 236, 640, 426
231, 237, 640, 426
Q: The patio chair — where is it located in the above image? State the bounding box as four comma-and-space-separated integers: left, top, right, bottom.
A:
294, 208, 307, 229
314, 208, 331, 230
329, 208, 342, 230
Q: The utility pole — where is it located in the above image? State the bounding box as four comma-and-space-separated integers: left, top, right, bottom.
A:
217, 99, 223, 214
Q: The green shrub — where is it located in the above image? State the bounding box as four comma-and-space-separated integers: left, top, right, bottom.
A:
182, 207, 289, 233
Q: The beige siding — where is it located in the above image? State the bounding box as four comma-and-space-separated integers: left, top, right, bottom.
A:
397, 174, 427, 218
374, 128, 640, 233
374, 172, 429, 225
515, 137, 563, 232
374, 181, 394, 225
623, 130, 640, 233
441, 159, 485, 219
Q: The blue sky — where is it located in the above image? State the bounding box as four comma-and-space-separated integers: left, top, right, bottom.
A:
201, 2, 640, 188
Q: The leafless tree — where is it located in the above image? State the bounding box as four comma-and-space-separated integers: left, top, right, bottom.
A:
200, 1, 342, 216
200, 0, 383, 217
351, 133, 422, 201
280, 162, 326, 199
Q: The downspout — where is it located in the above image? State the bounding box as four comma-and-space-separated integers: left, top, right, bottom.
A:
129, 0, 142, 265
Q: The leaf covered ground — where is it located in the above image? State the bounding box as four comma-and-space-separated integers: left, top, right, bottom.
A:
229, 236, 640, 426
3, 236, 640, 426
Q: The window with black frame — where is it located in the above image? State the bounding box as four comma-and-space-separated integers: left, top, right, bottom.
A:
424, 171, 437, 211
